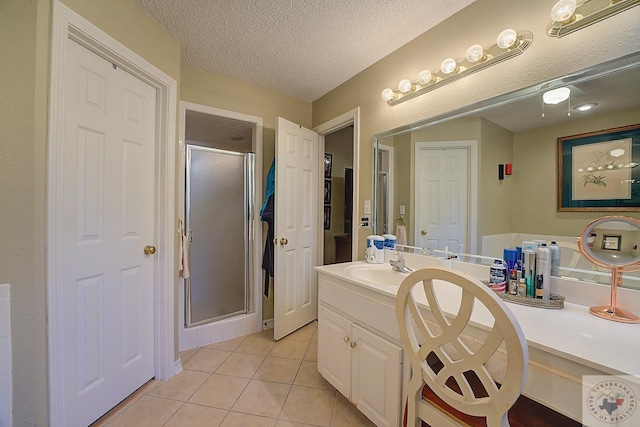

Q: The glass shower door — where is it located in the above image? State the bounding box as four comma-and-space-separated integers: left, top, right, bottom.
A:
185, 146, 253, 326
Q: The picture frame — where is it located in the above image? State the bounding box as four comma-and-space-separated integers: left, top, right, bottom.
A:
324, 179, 331, 205
324, 206, 331, 230
557, 123, 640, 211
324, 153, 332, 178
602, 235, 622, 251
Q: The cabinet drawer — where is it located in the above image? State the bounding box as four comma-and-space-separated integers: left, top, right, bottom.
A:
319, 277, 399, 342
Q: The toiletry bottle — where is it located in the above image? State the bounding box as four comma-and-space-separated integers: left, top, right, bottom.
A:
549, 241, 560, 277
517, 278, 526, 297
489, 259, 506, 293
523, 250, 536, 298
536, 243, 552, 300
504, 249, 518, 295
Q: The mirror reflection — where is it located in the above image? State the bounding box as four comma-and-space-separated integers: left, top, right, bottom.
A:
581, 218, 640, 267
373, 53, 640, 289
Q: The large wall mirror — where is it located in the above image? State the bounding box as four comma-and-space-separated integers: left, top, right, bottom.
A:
373, 51, 640, 290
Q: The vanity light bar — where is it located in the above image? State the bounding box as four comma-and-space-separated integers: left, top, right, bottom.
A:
547, 0, 639, 38
383, 30, 533, 106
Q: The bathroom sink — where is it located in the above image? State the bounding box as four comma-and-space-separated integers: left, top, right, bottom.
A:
344, 264, 409, 286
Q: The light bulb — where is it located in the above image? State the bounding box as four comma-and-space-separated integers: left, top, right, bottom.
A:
418, 70, 434, 85
550, 0, 577, 24
440, 58, 458, 75
398, 79, 413, 93
497, 29, 518, 49
542, 87, 570, 104
466, 45, 486, 63
381, 88, 395, 102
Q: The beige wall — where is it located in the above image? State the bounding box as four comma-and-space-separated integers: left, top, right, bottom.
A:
513, 106, 640, 237
312, 0, 640, 255
1, 0, 181, 424
1, 1, 50, 425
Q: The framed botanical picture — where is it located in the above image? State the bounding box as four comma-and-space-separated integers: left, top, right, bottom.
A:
324, 153, 332, 178
557, 123, 640, 211
324, 205, 331, 230
324, 179, 331, 204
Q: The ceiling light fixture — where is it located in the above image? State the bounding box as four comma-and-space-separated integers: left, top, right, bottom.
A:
543, 87, 571, 104
547, 0, 639, 37
381, 29, 533, 106
573, 103, 598, 112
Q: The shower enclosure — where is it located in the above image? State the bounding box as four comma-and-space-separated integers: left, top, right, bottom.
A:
185, 145, 254, 327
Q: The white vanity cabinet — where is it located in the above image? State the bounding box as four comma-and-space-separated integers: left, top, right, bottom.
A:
317, 275, 403, 427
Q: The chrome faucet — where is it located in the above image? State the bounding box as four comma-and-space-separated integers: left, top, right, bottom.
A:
390, 252, 413, 273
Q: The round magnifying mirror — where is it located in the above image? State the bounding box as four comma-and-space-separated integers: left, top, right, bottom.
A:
577, 216, 640, 323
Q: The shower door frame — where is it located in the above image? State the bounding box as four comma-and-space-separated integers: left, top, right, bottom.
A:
185, 146, 253, 327
177, 102, 263, 349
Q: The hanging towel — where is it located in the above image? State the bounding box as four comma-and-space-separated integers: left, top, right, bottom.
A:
261, 158, 276, 297
260, 158, 275, 219
261, 194, 274, 296
179, 233, 190, 279
395, 225, 407, 246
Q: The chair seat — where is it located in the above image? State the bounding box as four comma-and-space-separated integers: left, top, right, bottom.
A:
404, 383, 581, 427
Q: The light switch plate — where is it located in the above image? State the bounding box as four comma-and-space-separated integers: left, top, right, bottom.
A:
364, 200, 371, 215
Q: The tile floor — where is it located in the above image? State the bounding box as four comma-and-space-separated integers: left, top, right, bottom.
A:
99, 321, 376, 427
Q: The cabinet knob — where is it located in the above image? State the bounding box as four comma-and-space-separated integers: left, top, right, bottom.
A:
350, 341, 356, 348
343, 336, 350, 343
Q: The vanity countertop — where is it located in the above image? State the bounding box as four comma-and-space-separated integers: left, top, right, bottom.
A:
315, 260, 640, 378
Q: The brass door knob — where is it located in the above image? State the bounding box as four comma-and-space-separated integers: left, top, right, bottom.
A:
143, 245, 156, 255
280, 238, 288, 245
421, 230, 427, 235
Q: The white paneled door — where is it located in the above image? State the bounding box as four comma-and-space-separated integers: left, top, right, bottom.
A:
274, 117, 319, 340
61, 38, 156, 426
415, 145, 469, 252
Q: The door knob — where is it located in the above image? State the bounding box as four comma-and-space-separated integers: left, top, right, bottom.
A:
143, 245, 156, 255
421, 230, 427, 235
280, 238, 288, 245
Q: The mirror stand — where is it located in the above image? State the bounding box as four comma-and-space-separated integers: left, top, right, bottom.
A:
587, 266, 640, 324
577, 216, 640, 324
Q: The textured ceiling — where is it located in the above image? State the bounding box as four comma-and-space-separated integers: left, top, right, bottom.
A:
134, 0, 476, 101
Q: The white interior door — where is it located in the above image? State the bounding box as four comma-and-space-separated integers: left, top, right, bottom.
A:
274, 117, 319, 340
61, 38, 156, 426
415, 145, 468, 252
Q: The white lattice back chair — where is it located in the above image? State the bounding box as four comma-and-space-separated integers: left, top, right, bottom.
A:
396, 267, 528, 427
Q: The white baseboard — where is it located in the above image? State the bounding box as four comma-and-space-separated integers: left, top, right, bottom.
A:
263, 318, 274, 330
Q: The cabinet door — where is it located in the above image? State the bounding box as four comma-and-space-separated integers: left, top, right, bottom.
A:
352, 324, 403, 427
318, 306, 352, 398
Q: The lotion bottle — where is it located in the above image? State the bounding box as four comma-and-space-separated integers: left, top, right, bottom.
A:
536, 243, 552, 301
